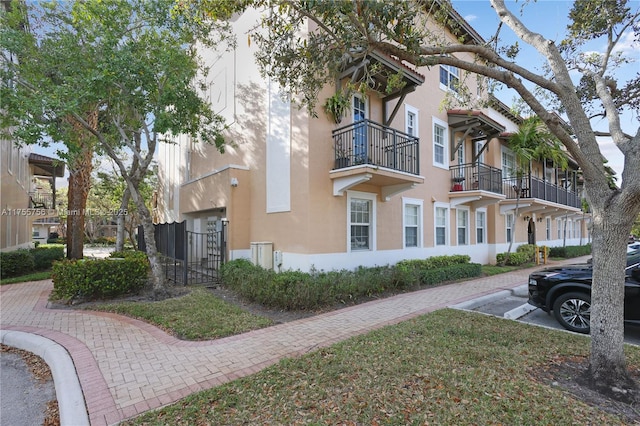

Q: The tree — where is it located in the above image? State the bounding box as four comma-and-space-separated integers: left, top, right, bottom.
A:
223, 0, 640, 396
504, 117, 568, 260
1, 0, 232, 297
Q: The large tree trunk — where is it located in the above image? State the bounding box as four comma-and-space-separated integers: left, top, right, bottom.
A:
66, 143, 93, 259
127, 178, 167, 298
588, 202, 637, 396
115, 187, 130, 252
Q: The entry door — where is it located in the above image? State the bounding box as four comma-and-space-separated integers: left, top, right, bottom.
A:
353, 95, 367, 163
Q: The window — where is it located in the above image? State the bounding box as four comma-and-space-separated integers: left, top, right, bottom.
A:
405, 105, 418, 137
557, 219, 562, 239
506, 213, 514, 243
457, 209, 468, 245
435, 204, 449, 246
353, 95, 368, 162
403, 198, 422, 248
433, 117, 448, 168
476, 210, 486, 244
348, 191, 376, 251
502, 148, 516, 179
475, 140, 485, 164
546, 217, 551, 240
440, 64, 459, 93
7, 142, 13, 174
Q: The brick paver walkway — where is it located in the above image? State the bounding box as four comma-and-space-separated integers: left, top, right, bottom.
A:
0, 263, 564, 425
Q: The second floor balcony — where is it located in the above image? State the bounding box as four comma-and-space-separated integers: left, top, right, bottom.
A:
29, 192, 56, 210
330, 119, 424, 201
449, 163, 583, 212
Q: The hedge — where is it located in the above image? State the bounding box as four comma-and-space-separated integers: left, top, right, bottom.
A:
31, 245, 65, 270
0, 245, 65, 279
221, 256, 481, 311
51, 251, 149, 302
549, 244, 592, 258
0, 250, 35, 279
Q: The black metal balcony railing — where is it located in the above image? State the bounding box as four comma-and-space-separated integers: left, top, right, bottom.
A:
450, 163, 583, 209
29, 192, 54, 209
449, 163, 503, 193
332, 119, 419, 175
502, 175, 582, 209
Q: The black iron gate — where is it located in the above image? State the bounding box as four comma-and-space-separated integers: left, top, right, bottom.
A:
137, 220, 226, 285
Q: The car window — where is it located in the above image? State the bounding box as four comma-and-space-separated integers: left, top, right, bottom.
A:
627, 249, 640, 268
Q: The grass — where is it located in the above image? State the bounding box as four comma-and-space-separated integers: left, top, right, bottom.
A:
123, 309, 639, 425
0, 271, 52, 285
87, 287, 274, 340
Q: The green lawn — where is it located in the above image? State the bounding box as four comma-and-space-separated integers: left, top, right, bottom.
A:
123, 309, 637, 425
88, 287, 273, 340
0, 271, 52, 285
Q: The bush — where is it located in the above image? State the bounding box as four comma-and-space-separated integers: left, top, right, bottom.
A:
0, 250, 35, 279
516, 244, 536, 262
51, 254, 149, 302
221, 255, 482, 311
549, 244, 592, 258
30, 245, 65, 270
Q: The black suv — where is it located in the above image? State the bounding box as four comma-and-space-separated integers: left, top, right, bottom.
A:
528, 249, 640, 333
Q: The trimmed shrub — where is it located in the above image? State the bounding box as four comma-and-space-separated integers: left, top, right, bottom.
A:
51, 254, 149, 302
30, 245, 65, 270
516, 244, 536, 262
0, 250, 35, 279
220, 255, 482, 311
496, 251, 531, 266
549, 244, 592, 258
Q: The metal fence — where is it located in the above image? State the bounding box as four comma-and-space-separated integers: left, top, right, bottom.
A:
138, 221, 226, 285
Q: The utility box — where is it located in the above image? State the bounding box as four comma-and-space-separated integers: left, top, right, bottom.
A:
251, 242, 273, 270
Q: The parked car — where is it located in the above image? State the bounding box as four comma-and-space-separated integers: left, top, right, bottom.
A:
629, 242, 640, 253
528, 249, 640, 333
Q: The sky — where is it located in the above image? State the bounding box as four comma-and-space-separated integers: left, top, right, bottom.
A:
451, 0, 640, 181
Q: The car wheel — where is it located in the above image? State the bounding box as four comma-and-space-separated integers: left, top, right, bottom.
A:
553, 292, 591, 334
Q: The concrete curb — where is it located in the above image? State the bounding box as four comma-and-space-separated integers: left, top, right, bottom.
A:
0, 330, 89, 426
450, 284, 534, 320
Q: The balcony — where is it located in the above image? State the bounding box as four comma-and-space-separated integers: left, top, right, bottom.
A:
29, 192, 55, 210
502, 175, 582, 209
330, 120, 424, 201
448, 163, 506, 208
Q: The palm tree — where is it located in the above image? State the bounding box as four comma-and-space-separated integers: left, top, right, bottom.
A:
503, 117, 569, 263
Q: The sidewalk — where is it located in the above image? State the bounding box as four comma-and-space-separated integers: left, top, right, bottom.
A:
0, 260, 579, 426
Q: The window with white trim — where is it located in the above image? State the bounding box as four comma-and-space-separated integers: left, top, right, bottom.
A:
433, 117, 448, 168
457, 209, 469, 245
476, 210, 486, 244
405, 105, 418, 137
546, 217, 551, 240
403, 198, 423, 248
439, 64, 459, 93
506, 213, 514, 243
502, 148, 516, 179
557, 219, 562, 240
435, 204, 449, 246
348, 191, 376, 251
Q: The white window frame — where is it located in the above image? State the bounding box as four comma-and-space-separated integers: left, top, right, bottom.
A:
476, 209, 486, 244
347, 191, 376, 252
557, 218, 562, 240
475, 140, 485, 164
434, 202, 449, 246
506, 213, 514, 243
457, 208, 469, 245
439, 64, 460, 93
546, 217, 551, 240
404, 104, 419, 137
432, 117, 449, 170
403, 197, 423, 249
501, 147, 517, 179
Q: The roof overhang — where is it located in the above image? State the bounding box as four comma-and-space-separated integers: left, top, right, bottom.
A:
28, 153, 65, 177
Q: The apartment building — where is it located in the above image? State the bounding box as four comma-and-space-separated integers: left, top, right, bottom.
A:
156, 6, 588, 272
1, 139, 64, 251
